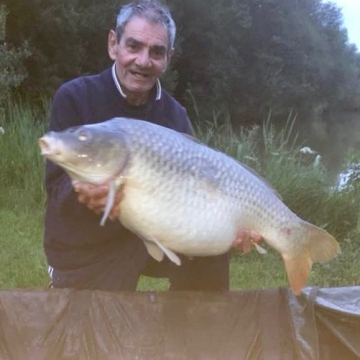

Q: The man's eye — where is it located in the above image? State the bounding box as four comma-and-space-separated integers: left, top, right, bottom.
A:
151, 48, 165, 59
128, 42, 140, 51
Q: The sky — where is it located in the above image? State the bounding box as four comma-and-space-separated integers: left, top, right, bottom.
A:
330, 0, 360, 50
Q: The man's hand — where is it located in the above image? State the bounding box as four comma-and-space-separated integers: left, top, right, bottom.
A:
73, 181, 123, 221
232, 229, 264, 253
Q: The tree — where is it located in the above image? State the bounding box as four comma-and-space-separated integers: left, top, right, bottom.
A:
3, 0, 121, 99
2, 0, 360, 120
169, 0, 360, 122
0, 4, 30, 106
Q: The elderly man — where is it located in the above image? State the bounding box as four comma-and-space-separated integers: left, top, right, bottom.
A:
44, 0, 261, 291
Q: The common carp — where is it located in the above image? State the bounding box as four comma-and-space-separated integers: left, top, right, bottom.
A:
39, 118, 340, 295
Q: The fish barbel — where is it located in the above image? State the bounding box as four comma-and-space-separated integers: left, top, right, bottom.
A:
39, 118, 340, 295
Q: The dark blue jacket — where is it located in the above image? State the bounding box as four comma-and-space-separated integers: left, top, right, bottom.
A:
44, 67, 229, 291
45, 67, 193, 268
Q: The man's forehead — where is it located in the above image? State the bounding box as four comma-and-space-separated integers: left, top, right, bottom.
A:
122, 16, 169, 48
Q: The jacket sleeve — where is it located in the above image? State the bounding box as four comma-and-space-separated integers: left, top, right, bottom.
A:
45, 84, 85, 215
177, 105, 195, 136
183, 114, 195, 136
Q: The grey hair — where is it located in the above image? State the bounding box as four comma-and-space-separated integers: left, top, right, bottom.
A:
115, 0, 176, 50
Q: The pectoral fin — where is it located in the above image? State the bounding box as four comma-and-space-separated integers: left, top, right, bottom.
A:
100, 177, 124, 226
100, 181, 117, 226
143, 237, 182, 266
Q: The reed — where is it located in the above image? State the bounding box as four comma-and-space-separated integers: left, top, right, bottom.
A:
1, 102, 359, 290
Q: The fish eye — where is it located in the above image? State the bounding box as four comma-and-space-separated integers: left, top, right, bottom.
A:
76, 129, 91, 141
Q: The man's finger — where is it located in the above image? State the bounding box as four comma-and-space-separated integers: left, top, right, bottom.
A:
74, 181, 124, 217
249, 231, 263, 243
231, 229, 264, 253
109, 208, 119, 221
77, 192, 89, 204
240, 237, 251, 253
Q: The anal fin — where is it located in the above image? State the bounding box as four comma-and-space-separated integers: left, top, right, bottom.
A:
282, 252, 312, 296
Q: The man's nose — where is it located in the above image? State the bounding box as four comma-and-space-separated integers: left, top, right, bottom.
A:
135, 50, 151, 68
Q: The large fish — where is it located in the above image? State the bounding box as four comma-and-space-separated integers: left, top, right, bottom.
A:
39, 118, 340, 295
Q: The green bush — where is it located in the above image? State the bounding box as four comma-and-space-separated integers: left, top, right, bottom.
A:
0, 5, 30, 107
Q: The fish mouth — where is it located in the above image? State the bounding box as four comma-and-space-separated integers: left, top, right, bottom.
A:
38, 136, 60, 156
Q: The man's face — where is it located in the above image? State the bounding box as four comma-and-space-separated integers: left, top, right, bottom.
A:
108, 16, 173, 104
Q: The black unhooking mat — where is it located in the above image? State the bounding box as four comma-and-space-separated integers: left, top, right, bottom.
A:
0, 287, 359, 360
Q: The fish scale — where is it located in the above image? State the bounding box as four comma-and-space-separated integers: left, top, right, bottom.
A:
121, 147, 238, 254
39, 117, 341, 295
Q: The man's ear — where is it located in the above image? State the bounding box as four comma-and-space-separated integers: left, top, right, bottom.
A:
108, 30, 118, 61
168, 47, 175, 62
163, 47, 175, 73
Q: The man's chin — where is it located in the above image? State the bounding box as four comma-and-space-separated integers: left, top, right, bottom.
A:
125, 83, 154, 96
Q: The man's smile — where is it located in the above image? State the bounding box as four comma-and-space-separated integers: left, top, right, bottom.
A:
129, 70, 150, 79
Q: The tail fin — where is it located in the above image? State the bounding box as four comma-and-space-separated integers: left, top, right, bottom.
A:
305, 222, 341, 262
282, 222, 340, 295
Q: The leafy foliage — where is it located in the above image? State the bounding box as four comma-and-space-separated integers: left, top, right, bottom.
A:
2, 0, 360, 121
171, 0, 360, 120
2, 0, 123, 98
0, 5, 30, 106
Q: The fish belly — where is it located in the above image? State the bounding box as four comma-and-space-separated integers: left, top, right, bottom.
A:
117, 126, 303, 257
119, 179, 239, 257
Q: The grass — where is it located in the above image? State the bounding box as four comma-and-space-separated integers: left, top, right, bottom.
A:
0, 100, 48, 289
0, 209, 48, 288
1, 101, 360, 291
